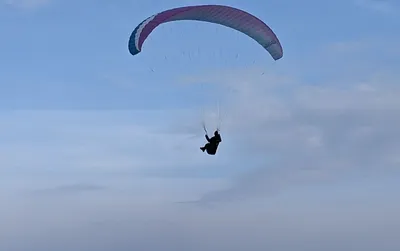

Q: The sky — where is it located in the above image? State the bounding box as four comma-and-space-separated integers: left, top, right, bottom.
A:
1, 0, 400, 250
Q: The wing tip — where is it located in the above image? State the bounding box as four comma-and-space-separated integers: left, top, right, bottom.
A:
128, 37, 141, 56
129, 47, 140, 56
273, 54, 283, 60
265, 42, 283, 61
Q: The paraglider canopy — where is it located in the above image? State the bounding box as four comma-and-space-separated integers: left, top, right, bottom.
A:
128, 4, 283, 60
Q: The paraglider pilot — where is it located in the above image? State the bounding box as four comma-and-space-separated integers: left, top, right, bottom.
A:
200, 130, 222, 155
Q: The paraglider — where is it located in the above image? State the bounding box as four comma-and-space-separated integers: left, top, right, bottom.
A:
128, 5, 283, 155
200, 130, 222, 155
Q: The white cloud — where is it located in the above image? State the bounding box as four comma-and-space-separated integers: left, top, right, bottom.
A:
1, 183, 399, 250
326, 40, 372, 53
1, 0, 51, 10
0, 110, 219, 179
354, 0, 398, 14
177, 58, 400, 204
1, 38, 400, 250
1, 90, 399, 250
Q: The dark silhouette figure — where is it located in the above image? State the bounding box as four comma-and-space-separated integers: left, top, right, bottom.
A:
200, 130, 222, 155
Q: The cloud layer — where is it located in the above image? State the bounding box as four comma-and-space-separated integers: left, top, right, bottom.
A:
1, 0, 50, 10
188, 68, 400, 204
355, 0, 398, 13
1, 33, 400, 251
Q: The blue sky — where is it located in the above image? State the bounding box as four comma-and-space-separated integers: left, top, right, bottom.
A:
1, 0, 400, 250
